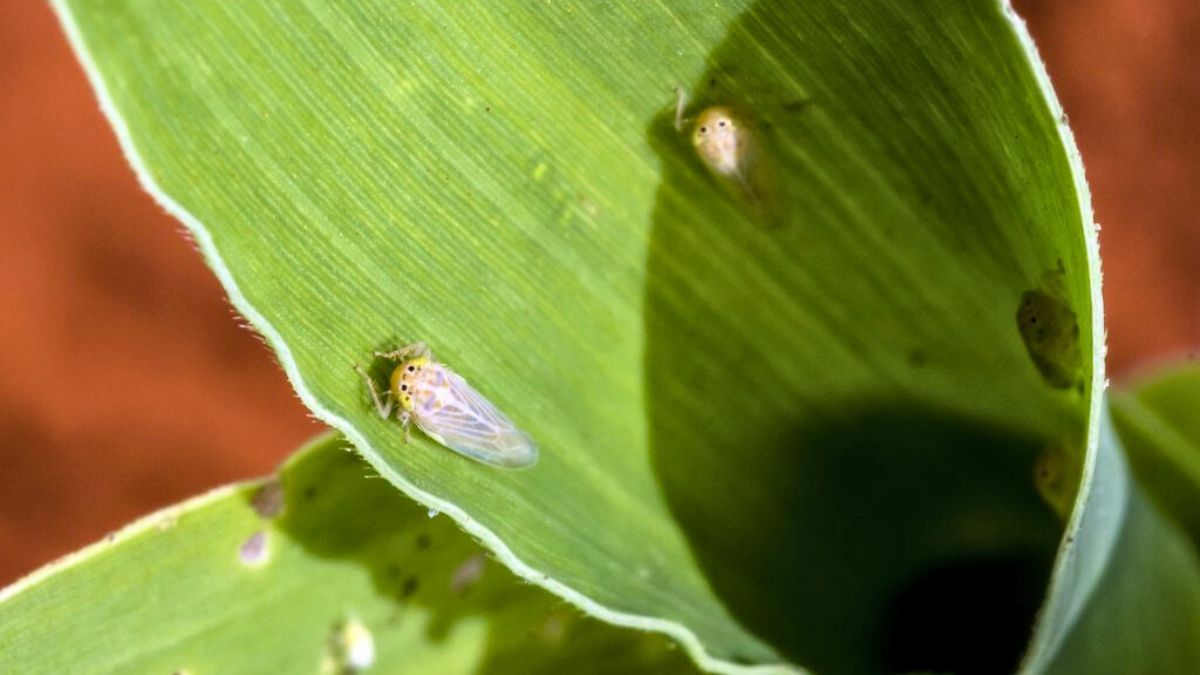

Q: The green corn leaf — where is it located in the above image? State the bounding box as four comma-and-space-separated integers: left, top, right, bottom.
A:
1018, 365, 1200, 674
51, 0, 1163, 671
1111, 364, 1200, 546
0, 434, 697, 674
1019, 406, 1200, 674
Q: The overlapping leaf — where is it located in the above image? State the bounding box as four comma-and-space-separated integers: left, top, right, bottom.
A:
0, 435, 696, 674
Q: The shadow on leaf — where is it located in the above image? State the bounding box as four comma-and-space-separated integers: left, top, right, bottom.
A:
644, 1, 1069, 672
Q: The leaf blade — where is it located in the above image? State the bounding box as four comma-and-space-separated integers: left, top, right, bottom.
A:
53, 0, 1102, 670
1021, 407, 1200, 674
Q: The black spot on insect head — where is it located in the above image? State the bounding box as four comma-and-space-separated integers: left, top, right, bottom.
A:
699, 126, 707, 134
718, 120, 727, 127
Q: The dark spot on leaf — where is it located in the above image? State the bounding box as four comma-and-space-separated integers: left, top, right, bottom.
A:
1015, 289, 1082, 389
906, 348, 928, 367
304, 486, 318, 500
401, 576, 419, 598
783, 98, 812, 114
251, 480, 285, 519
416, 533, 431, 550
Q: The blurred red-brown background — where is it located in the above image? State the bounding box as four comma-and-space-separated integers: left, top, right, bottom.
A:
0, 1, 1196, 586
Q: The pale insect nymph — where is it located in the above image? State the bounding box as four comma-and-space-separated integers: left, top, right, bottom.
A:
676, 89, 757, 191
354, 342, 538, 468
674, 87, 780, 222
692, 106, 754, 183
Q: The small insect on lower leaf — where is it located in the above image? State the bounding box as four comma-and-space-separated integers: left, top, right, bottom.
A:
354, 342, 538, 468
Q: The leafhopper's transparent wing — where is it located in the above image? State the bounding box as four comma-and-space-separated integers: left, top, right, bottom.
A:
414, 369, 538, 468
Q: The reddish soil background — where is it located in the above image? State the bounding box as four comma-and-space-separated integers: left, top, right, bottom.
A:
0, 4, 320, 585
0, 2, 1197, 586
